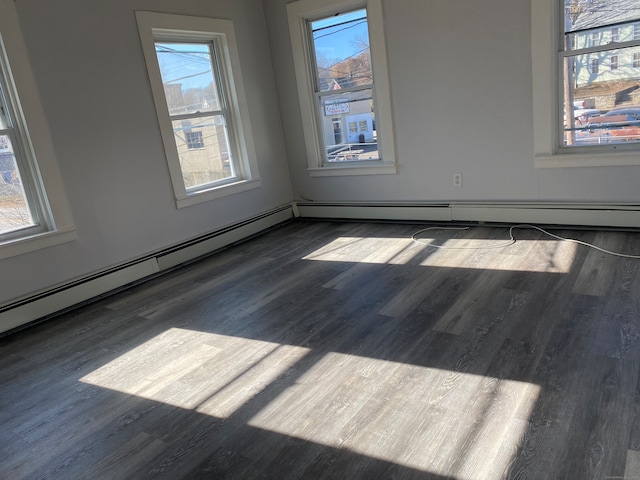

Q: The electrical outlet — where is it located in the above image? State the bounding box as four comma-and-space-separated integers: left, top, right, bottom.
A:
453, 173, 462, 187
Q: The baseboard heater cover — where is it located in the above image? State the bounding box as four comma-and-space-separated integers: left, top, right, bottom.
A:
295, 202, 640, 229
0, 205, 294, 335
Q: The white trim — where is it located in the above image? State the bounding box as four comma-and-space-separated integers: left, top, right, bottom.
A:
175, 178, 262, 208
287, 0, 397, 176
0, 226, 76, 261
135, 11, 260, 206
296, 201, 640, 228
0, 259, 160, 334
0, 0, 75, 255
308, 164, 396, 177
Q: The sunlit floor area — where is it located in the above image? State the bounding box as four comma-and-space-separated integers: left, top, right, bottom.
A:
1, 220, 640, 479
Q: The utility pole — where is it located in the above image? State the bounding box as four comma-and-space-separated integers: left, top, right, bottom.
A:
564, 3, 577, 146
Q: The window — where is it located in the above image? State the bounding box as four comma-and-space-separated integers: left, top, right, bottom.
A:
634, 52, 640, 68
136, 12, 260, 207
287, 0, 396, 177
531, 0, 640, 167
0, 0, 74, 257
611, 27, 619, 43
635, 24, 640, 41
185, 130, 204, 150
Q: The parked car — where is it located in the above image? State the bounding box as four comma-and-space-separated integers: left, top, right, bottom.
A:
584, 106, 640, 142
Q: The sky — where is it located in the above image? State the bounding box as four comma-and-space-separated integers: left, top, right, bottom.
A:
311, 9, 369, 66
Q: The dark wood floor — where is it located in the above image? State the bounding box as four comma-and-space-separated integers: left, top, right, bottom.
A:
2, 220, 640, 479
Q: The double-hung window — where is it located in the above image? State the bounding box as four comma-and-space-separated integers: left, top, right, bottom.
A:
287, 0, 396, 176
532, 0, 640, 167
136, 12, 260, 207
0, 0, 74, 257
562, 1, 640, 148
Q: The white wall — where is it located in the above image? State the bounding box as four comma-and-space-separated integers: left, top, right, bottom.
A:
264, 0, 640, 204
0, 0, 292, 306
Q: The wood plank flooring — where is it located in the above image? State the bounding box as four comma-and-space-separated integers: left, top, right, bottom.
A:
2, 220, 640, 479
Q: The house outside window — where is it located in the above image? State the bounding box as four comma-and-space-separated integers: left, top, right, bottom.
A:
287, 0, 396, 177
560, 1, 640, 149
136, 12, 261, 207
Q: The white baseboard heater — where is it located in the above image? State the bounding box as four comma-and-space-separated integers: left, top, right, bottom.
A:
3, 200, 640, 335
295, 201, 640, 229
0, 205, 295, 335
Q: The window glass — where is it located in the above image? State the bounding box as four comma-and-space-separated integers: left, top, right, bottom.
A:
309, 9, 379, 164
562, 1, 640, 147
0, 63, 40, 237
155, 41, 235, 190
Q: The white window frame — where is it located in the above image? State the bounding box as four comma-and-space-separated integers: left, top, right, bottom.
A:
532, 0, 640, 168
136, 11, 260, 207
0, 0, 75, 259
287, 0, 397, 177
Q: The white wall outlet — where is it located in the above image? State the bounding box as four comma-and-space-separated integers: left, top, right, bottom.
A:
453, 172, 462, 187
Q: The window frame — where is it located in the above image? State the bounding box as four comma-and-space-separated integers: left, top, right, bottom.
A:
0, 0, 75, 259
287, 0, 397, 177
136, 11, 261, 207
532, 0, 640, 168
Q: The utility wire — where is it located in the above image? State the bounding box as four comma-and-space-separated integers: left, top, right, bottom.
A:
411, 224, 640, 259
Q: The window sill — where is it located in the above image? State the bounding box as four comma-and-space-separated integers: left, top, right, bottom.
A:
535, 149, 640, 168
176, 178, 262, 208
0, 226, 77, 260
308, 163, 397, 177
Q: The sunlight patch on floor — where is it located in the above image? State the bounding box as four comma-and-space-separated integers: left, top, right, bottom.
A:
248, 351, 541, 479
303, 235, 577, 273
80, 328, 541, 478
80, 328, 311, 416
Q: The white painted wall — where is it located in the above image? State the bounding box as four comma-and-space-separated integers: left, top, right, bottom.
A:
264, 0, 640, 204
0, 0, 292, 306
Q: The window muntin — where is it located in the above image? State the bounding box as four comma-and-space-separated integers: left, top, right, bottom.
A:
562, 1, 640, 148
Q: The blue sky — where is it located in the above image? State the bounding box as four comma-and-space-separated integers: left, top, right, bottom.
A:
311, 9, 369, 64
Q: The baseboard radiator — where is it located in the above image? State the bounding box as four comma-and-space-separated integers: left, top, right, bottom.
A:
0, 205, 295, 335
295, 201, 640, 229
3, 200, 640, 335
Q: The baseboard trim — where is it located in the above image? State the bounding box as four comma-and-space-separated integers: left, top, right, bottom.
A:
296, 201, 640, 229
0, 205, 295, 335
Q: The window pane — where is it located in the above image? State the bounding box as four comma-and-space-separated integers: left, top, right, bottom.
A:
155, 43, 221, 115
310, 10, 372, 91
562, 2, 640, 147
171, 115, 234, 189
0, 134, 35, 234
321, 89, 379, 163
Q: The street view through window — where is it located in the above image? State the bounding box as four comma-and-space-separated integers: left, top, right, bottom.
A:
0, 87, 36, 236
310, 9, 380, 163
563, 0, 640, 146
155, 42, 235, 190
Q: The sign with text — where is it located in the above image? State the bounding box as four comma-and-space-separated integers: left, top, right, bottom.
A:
324, 102, 350, 116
